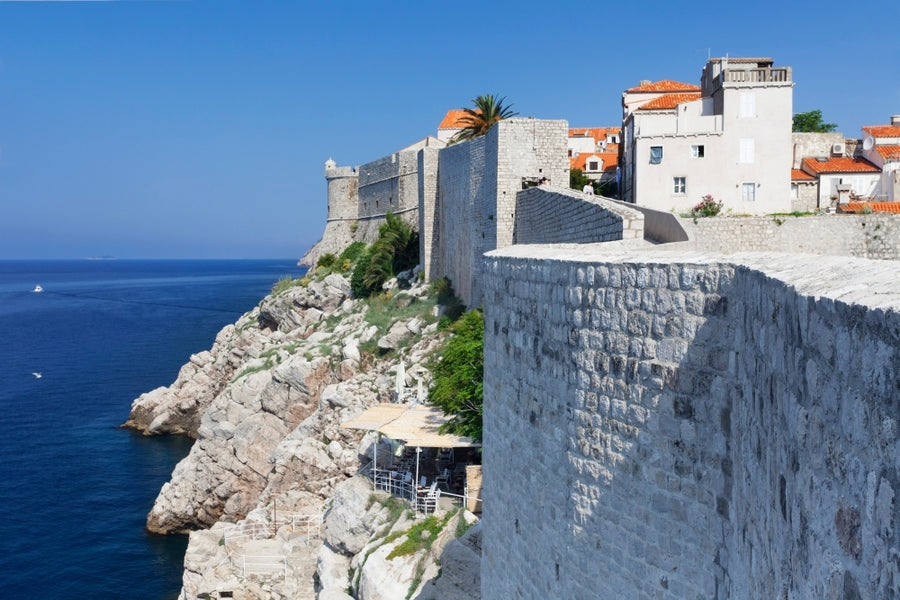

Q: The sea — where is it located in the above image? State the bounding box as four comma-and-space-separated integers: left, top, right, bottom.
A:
0, 259, 307, 600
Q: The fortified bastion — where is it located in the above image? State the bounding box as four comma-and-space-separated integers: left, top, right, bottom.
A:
481, 245, 900, 599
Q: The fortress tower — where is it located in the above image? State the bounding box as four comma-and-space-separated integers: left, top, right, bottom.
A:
299, 160, 359, 266
324, 158, 359, 223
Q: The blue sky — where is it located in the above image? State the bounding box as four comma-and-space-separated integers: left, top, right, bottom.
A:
1, 1, 898, 259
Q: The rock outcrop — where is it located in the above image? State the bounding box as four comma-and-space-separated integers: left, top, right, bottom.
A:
127, 268, 482, 598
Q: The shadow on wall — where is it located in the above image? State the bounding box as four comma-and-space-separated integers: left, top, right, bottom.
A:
481, 254, 899, 599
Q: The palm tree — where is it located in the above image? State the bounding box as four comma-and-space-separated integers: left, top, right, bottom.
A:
451, 94, 518, 142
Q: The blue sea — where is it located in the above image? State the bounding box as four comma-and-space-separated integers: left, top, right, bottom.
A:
0, 259, 306, 599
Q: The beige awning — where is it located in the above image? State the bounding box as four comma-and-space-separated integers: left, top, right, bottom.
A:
340, 403, 480, 448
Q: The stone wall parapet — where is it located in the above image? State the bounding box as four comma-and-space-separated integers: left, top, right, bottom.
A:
482, 246, 900, 599
515, 187, 645, 245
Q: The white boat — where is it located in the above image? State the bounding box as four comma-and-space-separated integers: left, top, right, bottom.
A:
33, 285, 43, 293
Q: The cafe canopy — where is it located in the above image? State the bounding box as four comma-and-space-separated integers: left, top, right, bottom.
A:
340, 403, 479, 448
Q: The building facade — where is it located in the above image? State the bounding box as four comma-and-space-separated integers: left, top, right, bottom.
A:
620, 58, 794, 215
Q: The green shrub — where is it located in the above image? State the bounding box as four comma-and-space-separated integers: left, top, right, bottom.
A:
339, 241, 367, 264
351, 251, 374, 298
386, 515, 444, 559
429, 309, 484, 441
317, 253, 337, 270
271, 276, 295, 295
430, 277, 465, 327
350, 213, 420, 299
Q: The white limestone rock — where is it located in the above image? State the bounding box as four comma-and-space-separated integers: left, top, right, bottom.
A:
317, 543, 353, 592
323, 476, 390, 555
414, 519, 482, 600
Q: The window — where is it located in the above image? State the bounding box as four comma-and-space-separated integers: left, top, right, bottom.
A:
742, 182, 756, 202
568, 149, 573, 157
673, 177, 686, 195
791, 183, 798, 199
739, 92, 755, 118
691, 145, 705, 158
650, 146, 663, 164
588, 161, 599, 171
739, 138, 755, 163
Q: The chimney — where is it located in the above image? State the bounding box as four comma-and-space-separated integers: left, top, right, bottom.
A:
891, 115, 900, 126
639, 80, 651, 86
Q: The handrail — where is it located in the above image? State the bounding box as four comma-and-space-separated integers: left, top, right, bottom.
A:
223, 513, 323, 548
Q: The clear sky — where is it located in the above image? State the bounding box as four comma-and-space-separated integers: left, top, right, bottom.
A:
1, 0, 898, 259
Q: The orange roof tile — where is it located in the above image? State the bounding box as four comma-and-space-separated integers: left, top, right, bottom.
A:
438, 109, 477, 130
841, 202, 900, 214
862, 125, 900, 139
875, 145, 900, 160
637, 93, 702, 110
791, 169, 815, 181
801, 157, 880, 174
626, 79, 700, 93
568, 126, 621, 141
570, 152, 618, 172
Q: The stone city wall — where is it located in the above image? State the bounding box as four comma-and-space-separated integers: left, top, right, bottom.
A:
432, 119, 568, 306
417, 146, 441, 281
435, 134, 490, 307
354, 150, 422, 242
481, 245, 900, 600
514, 186, 644, 245
675, 214, 900, 261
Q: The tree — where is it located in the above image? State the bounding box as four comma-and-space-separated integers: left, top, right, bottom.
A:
429, 309, 484, 442
793, 109, 837, 133
570, 167, 591, 191
451, 94, 518, 142
350, 212, 419, 298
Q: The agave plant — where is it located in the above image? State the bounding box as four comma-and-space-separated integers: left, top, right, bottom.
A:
451, 94, 518, 142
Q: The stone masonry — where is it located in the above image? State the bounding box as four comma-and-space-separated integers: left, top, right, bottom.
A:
481, 245, 900, 599
434, 118, 568, 305
675, 214, 900, 261
514, 186, 645, 245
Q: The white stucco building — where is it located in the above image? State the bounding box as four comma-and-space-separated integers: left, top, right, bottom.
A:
859, 118, 900, 202
620, 58, 794, 214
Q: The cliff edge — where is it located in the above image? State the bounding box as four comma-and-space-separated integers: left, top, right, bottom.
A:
125, 269, 481, 599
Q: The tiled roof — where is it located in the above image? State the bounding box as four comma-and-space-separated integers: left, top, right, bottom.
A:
862, 125, 900, 139
801, 157, 880, 174
625, 79, 701, 93
568, 126, 620, 141
570, 152, 618, 172
791, 169, 815, 181
438, 109, 475, 130
875, 145, 900, 160
637, 93, 702, 110
840, 202, 900, 214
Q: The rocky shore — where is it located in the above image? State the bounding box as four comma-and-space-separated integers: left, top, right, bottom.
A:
125, 269, 481, 600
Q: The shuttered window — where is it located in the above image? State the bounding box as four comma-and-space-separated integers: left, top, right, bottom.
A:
740, 92, 755, 118
739, 139, 755, 163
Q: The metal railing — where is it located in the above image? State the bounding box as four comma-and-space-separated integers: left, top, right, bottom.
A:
223, 513, 323, 548
368, 466, 480, 514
